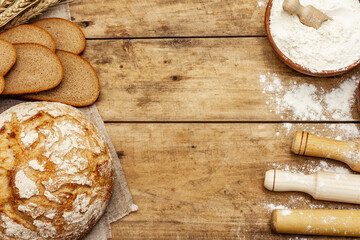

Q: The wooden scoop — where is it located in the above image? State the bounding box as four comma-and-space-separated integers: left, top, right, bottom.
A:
283, 0, 332, 29
272, 209, 360, 237
291, 131, 360, 172
264, 170, 360, 204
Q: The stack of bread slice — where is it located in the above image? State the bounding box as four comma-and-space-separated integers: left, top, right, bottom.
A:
0, 39, 16, 93
0, 18, 100, 107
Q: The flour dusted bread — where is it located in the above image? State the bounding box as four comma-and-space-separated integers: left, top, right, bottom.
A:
2, 43, 63, 95
25, 50, 100, 106
0, 101, 113, 240
33, 18, 86, 54
0, 25, 56, 52
0, 39, 16, 76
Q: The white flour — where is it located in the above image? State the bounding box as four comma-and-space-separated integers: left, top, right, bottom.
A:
20, 130, 38, 148
270, 0, 360, 73
15, 170, 39, 199
270, 160, 352, 175
264, 203, 288, 211
257, 0, 265, 7
263, 184, 360, 213
28, 160, 45, 172
264, 195, 326, 212
1, 214, 38, 239
277, 122, 360, 141
260, 72, 359, 121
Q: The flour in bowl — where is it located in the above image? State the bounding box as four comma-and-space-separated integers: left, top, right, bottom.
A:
270, 0, 360, 73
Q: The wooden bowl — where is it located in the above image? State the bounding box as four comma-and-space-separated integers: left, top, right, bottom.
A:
265, 0, 360, 77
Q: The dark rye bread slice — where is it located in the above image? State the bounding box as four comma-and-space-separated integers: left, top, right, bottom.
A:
2, 43, 63, 95
25, 50, 100, 106
0, 75, 4, 94
0, 39, 16, 76
0, 25, 56, 52
33, 18, 86, 54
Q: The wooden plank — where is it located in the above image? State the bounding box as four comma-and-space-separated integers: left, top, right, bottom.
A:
82, 38, 360, 122
107, 122, 360, 239
70, 0, 267, 38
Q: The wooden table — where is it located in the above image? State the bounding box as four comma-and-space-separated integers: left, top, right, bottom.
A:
70, 1, 360, 239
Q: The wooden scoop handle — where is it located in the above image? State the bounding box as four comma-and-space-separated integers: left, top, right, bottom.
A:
283, 0, 301, 15
272, 209, 360, 237
283, 0, 332, 29
291, 131, 360, 172
264, 170, 360, 204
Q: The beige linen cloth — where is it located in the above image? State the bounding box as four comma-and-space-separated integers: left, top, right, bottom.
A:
0, 4, 137, 240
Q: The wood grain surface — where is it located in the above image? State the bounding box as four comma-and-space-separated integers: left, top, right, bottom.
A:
106, 123, 360, 239
82, 39, 360, 121
70, 0, 266, 38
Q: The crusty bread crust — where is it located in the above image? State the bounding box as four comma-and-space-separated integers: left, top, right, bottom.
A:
0, 25, 56, 52
0, 39, 16, 76
2, 43, 64, 95
0, 75, 4, 94
0, 102, 114, 240
33, 18, 86, 55
24, 50, 100, 107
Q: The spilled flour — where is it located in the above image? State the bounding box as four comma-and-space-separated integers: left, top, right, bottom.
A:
257, 0, 265, 7
277, 122, 360, 141
261, 73, 360, 214
260, 72, 359, 120
270, 159, 352, 175
264, 122, 360, 213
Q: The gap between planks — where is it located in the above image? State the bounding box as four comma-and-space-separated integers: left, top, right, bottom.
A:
104, 121, 360, 124
84, 35, 267, 41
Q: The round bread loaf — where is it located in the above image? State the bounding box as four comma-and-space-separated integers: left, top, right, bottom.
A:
0, 102, 113, 240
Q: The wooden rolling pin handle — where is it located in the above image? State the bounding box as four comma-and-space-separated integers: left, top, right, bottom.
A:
291, 131, 360, 172
291, 131, 309, 156
272, 209, 360, 237
264, 169, 315, 193
264, 170, 360, 205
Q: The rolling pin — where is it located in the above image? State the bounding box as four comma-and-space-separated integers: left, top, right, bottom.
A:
291, 131, 360, 172
264, 170, 360, 204
283, 0, 332, 29
272, 209, 360, 237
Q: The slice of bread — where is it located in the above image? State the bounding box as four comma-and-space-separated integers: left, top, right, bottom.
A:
2, 43, 63, 95
25, 50, 100, 106
33, 18, 86, 54
0, 25, 56, 52
0, 39, 16, 75
0, 75, 4, 94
